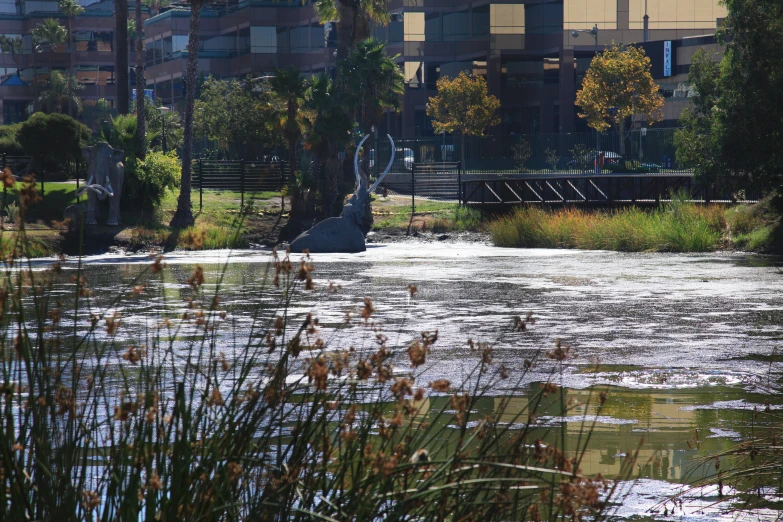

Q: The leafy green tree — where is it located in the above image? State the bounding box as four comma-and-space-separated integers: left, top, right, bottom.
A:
171, 0, 214, 228
575, 44, 664, 155
674, 49, 722, 181
123, 150, 181, 221
426, 71, 500, 167
17, 112, 90, 173
100, 114, 158, 159
33, 70, 84, 115
710, 0, 783, 191
32, 18, 67, 74
302, 73, 353, 215
194, 76, 281, 157
270, 67, 307, 175
57, 0, 83, 118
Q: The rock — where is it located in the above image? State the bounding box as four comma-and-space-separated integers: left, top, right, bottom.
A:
438, 234, 450, 241
289, 216, 366, 253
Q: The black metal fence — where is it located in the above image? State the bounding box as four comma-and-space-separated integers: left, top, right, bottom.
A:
369, 128, 684, 176
192, 159, 290, 208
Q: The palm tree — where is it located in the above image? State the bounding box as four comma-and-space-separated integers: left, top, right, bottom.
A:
134, 0, 146, 159
170, 0, 211, 228
313, 0, 391, 62
269, 67, 306, 177
33, 70, 84, 114
116, 0, 129, 113
57, 0, 83, 118
337, 38, 403, 232
302, 73, 353, 215
32, 18, 67, 80
338, 38, 403, 136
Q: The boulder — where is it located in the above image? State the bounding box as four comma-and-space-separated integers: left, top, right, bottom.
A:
289, 216, 366, 253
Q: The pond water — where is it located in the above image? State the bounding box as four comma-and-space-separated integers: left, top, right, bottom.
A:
42, 244, 783, 520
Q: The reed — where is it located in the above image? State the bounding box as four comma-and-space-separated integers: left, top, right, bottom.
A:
490, 197, 724, 253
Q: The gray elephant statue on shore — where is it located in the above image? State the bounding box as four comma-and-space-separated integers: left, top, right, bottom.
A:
78, 142, 124, 226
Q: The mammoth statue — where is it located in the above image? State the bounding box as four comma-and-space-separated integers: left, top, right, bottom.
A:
289, 134, 395, 253
78, 142, 125, 226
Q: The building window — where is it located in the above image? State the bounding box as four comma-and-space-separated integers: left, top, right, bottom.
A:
405, 61, 424, 88
629, 0, 727, 29
490, 4, 525, 34
443, 9, 468, 41
564, 0, 618, 30
251, 27, 276, 53
404, 12, 424, 41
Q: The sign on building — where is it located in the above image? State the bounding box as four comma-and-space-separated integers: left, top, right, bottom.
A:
664, 41, 672, 77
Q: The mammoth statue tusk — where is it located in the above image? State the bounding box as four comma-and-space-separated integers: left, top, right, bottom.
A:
353, 134, 397, 194
353, 134, 371, 189
76, 184, 114, 198
368, 135, 396, 194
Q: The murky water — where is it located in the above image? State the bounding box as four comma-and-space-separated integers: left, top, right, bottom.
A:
41, 244, 783, 520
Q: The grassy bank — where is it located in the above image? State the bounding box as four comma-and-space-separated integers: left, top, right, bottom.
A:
490, 199, 728, 252
372, 196, 483, 232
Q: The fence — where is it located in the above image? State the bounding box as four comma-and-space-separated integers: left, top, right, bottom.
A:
192, 159, 290, 209
368, 128, 684, 176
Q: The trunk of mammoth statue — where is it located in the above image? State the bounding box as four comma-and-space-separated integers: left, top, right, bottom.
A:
76, 142, 125, 226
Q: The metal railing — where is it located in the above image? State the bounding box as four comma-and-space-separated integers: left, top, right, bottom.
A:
193, 159, 290, 209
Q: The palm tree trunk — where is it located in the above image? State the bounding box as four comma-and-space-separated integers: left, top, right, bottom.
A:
116, 0, 129, 114
135, 0, 146, 160
67, 14, 73, 117
170, 0, 203, 227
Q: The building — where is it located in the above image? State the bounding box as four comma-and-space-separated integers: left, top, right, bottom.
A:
1, 0, 727, 133
0, 0, 142, 124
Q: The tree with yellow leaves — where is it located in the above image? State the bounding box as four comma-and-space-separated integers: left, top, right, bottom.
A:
426, 71, 500, 167
576, 44, 664, 155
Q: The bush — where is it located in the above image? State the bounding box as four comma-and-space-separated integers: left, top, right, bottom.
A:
123, 150, 181, 221
0, 124, 24, 156
16, 112, 90, 172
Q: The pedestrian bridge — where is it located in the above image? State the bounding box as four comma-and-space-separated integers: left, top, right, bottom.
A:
459, 173, 758, 207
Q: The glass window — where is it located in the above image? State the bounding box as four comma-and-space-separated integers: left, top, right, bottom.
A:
238, 27, 250, 54
405, 61, 424, 87
276, 27, 289, 53
525, 4, 562, 34
491, 4, 525, 34
172, 35, 187, 54
503, 60, 544, 88
425, 12, 441, 41
251, 27, 276, 53
145, 41, 154, 65
404, 12, 424, 41
162, 36, 172, 60
0, 34, 23, 54
388, 19, 402, 43
0, 0, 15, 14
629, 0, 727, 29
443, 10, 468, 41
564, 0, 617, 30
0, 67, 18, 83
472, 5, 490, 38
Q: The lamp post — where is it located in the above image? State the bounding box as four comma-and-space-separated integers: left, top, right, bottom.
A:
157, 106, 170, 153
572, 24, 601, 174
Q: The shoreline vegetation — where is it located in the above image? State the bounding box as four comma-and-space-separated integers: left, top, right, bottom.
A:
489, 195, 782, 254
2, 180, 782, 257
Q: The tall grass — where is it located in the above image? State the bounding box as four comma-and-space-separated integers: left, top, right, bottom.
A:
490, 198, 725, 252
0, 178, 632, 521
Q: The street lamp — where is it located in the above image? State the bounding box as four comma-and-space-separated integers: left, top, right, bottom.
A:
157, 106, 170, 153
572, 24, 601, 174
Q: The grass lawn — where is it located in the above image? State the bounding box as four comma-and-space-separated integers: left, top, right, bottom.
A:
371, 195, 483, 232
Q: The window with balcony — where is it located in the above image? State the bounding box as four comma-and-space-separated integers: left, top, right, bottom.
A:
251, 27, 275, 53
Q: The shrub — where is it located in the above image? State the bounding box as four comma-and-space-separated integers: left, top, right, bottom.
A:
123, 150, 181, 221
0, 123, 24, 156
16, 113, 90, 170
